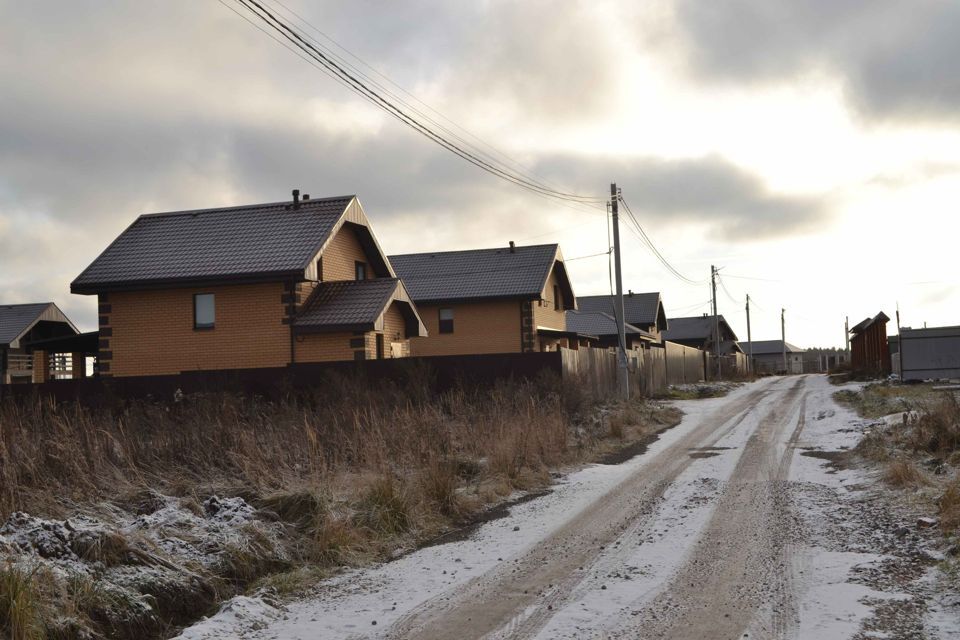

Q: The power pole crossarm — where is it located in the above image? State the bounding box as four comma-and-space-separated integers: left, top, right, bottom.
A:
611, 183, 629, 399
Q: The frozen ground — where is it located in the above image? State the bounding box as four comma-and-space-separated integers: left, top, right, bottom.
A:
177, 375, 959, 639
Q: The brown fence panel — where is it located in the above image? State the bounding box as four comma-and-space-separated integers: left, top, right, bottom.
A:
664, 341, 706, 385
560, 346, 617, 398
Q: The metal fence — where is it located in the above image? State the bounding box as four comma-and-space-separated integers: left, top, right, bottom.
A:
663, 341, 706, 385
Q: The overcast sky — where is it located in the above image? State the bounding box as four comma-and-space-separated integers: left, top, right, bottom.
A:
2, 0, 958, 348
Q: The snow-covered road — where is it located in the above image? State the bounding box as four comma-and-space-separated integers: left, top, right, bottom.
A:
178, 375, 958, 639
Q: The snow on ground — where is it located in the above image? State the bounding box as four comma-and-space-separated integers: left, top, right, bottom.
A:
176, 376, 960, 639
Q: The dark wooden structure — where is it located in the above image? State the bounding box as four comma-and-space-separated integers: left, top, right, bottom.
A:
850, 312, 891, 374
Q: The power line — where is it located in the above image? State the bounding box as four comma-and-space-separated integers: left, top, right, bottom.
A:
616, 194, 705, 286
227, 0, 607, 208
565, 250, 611, 262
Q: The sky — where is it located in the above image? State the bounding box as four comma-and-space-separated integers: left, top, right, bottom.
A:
2, 0, 958, 348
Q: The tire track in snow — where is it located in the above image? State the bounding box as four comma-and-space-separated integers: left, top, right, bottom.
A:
386, 377, 795, 640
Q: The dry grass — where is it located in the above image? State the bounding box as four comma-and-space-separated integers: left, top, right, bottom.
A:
883, 459, 929, 487
0, 371, 676, 637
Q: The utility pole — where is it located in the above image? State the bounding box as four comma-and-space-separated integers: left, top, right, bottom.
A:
781, 308, 787, 374
711, 265, 721, 380
611, 183, 629, 399
746, 294, 753, 374
844, 315, 850, 355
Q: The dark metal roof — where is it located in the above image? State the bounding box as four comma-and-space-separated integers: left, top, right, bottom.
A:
294, 278, 427, 336
662, 315, 739, 343
295, 279, 399, 329
24, 331, 100, 354
740, 339, 805, 355
71, 196, 355, 293
850, 312, 890, 335
565, 310, 652, 339
389, 244, 572, 305
0, 303, 78, 347
575, 292, 667, 330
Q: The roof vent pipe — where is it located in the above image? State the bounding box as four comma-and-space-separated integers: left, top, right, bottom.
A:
509, 240, 515, 253
292, 189, 300, 209
301, 194, 309, 201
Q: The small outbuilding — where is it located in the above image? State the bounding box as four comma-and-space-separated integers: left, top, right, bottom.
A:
849, 312, 891, 375
0, 302, 80, 384
740, 339, 806, 375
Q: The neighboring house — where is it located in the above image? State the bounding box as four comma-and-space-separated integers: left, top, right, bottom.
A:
565, 310, 655, 351
389, 243, 576, 356
849, 312, 891, 374
802, 347, 850, 373
898, 325, 960, 381
740, 339, 805, 374
575, 291, 669, 343
661, 315, 742, 355
71, 192, 426, 377
0, 302, 78, 384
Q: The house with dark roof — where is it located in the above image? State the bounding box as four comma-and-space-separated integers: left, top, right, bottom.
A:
565, 310, 655, 351
389, 243, 576, 356
575, 291, 668, 343
849, 311, 891, 374
0, 302, 78, 384
661, 315, 742, 355
740, 339, 806, 374
71, 191, 426, 376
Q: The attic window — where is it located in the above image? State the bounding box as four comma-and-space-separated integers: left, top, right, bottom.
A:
553, 285, 561, 311
194, 293, 215, 330
439, 308, 454, 334
355, 261, 367, 281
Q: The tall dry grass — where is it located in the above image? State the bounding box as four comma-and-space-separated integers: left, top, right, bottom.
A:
0, 371, 587, 521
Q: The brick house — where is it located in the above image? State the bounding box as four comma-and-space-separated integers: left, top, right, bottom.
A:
0, 302, 78, 384
71, 193, 426, 376
389, 243, 576, 356
575, 291, 669, 343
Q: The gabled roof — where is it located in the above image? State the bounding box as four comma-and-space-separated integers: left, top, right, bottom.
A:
389, 243, 575, 306
740, 339, 805, 355
575, 292, 668, 331
72, 195, 395, 294
565, 310, 653, 339
662, 315, 739, 343
0, 303, 78, 348
294, 278, 426, 337
850, 312, 890, 335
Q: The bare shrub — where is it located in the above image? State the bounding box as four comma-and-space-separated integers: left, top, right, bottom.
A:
0, 564, 45, 640
883, 459, 928, 487
939, 480, 960, 533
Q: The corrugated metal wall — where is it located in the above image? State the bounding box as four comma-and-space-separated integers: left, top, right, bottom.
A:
663, 341, 706, 385
900, 326, 960, 381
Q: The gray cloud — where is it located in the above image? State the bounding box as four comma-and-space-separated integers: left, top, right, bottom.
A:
670, 0, 960, 123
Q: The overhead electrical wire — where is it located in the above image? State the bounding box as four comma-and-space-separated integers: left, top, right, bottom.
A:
227, 0, 606, 209
616, 194, 705, 286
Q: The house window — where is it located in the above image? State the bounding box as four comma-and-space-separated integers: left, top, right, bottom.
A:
194, 293, 215, 330
439, 308, 454, 334
553, 285, 561, 311
355, 261, 367, 280
316, 257, 323, 282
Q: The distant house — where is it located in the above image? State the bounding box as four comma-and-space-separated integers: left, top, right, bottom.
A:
575, 291, 668, 343
389, 243, 576, 356
71, 192, 426, 377
740, 340, 805, 374
849, 312, 891, 374
0, 303, 78, 384
661, 315, 742, 356
565, 310, 655, 351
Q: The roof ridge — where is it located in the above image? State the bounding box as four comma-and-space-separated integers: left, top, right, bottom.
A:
0, 302, 53, 308
389, 243, 558, 259
137, 195, 356, 220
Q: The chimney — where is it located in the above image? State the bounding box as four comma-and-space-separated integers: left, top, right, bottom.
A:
292, 189, 300, 210
509, 240, 516, 253
628, 290, 634, 297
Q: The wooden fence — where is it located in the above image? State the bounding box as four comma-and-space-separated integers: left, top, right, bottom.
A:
663, 341, 706, 385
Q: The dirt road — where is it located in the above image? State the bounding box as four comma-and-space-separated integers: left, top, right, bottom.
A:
179, 375, 957, 640
387, 376, 805, 640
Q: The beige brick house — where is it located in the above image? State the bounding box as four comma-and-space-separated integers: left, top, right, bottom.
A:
389, 243, 576, 356
71, 192, 426, 376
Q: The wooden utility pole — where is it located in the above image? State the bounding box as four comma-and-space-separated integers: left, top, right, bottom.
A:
611, 183, 629, 399
711, 265, 721, 380
746, 294, 753, 374
781, 308, 787, 374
